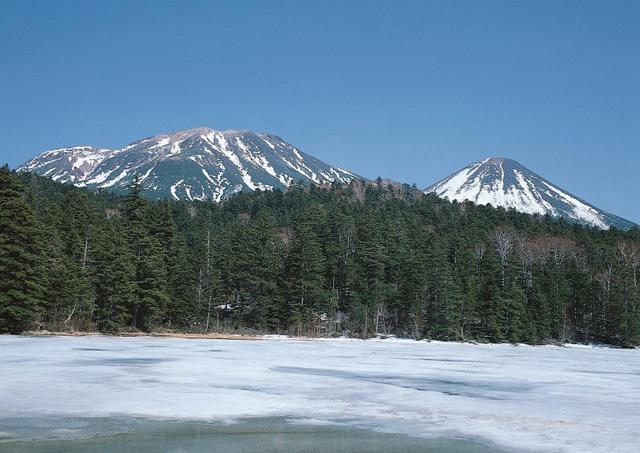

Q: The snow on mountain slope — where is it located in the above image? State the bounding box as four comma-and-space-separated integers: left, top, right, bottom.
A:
426, 157, 635, 230
18, 146, 116, 185
18, 128, 359, 201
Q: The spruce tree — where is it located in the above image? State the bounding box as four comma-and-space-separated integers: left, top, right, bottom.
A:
0, 166, 45, 333
93, 221, 136, 332
285, 211, 329, 335
133, 233, 169, 330
352, 211, 386, 338
121, 177, 169, 330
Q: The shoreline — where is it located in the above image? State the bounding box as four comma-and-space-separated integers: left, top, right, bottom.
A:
21, 330, 264, 341
11, 330, 631, 349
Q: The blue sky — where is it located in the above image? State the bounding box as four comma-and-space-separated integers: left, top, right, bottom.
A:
1, 0, 638, 221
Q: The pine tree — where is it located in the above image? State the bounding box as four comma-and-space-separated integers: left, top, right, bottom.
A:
503, 286, 528, 343
352, 211, 386, 338
0, 166, 45, 333
424, 236, 463, 340
133, 233, 169, 330
121, 177, 169, 330
285, 210, 329, 335
249, 212, 285, 331
165, 235, 196, 329
149, 200, 196, 328
93, 221, 136, 332
219, 221, 258, 328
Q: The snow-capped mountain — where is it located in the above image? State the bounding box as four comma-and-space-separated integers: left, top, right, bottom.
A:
19, 128, 359, 201
426, 157, 635, 230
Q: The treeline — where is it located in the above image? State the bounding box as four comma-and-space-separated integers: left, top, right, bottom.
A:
1, 166, 639, 346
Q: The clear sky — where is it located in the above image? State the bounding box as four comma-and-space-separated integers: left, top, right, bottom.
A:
1, 0, 638, 221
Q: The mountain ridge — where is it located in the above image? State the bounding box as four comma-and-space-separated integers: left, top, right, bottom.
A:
17, 131, 635, 230
426, 157, 635, 230
18, 127, 359, 201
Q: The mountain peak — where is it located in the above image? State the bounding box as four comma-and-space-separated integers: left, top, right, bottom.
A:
484, 156, 517, 164
159, 127, 257, 138
177, 126, 215, 136
426, 158, 635, 230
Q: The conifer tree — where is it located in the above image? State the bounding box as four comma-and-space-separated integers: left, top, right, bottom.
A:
352, 211, 386, 338
165, 235, 196, 328
93, 221, 136, 332
133, 233, 169, 330
425, 236, 463, 340
285, 211, 329, 335
122, 177, 169, 330
0, 166, 45, 333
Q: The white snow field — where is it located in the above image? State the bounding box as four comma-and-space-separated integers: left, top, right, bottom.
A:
0, 335, 638, 452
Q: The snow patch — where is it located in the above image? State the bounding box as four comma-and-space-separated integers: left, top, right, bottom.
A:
170, 180, 184, 200
99, 169, 129, 188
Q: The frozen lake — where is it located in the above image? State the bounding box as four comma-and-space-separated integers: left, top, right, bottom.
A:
0, 336, 638, 452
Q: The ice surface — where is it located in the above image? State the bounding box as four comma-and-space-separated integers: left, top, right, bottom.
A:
0, 336, 638, 452
0, 416, 499, 452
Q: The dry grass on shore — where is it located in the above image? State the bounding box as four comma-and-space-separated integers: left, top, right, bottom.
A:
23, 330, 263, 341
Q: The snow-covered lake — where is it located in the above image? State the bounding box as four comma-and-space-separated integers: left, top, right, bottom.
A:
0, 336, 638, 452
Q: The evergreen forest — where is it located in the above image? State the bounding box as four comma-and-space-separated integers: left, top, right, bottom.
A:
1, 165, 639, 346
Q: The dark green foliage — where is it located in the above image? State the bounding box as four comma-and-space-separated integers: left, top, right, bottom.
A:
0, 166, 46, 333
122, 178, 169, 330
285, 208, 330, 335
3, 170, 640, 346
93, 222, 135, 332
351, 211, 386, 338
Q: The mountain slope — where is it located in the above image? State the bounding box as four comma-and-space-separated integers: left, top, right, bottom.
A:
426, 157, 635, 230
19, 128, 359, 201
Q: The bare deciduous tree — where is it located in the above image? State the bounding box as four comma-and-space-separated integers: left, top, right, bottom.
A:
491, 227, 515, 287
595, 264, 614, 332
515, 236, 536, 288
